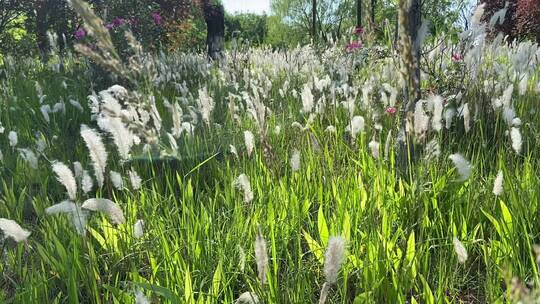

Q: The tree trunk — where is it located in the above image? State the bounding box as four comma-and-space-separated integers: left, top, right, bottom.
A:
312, 0, 317, 40
396, 0, 422, 176
203, 2, 225, 62
35, 0, 49, 62
408, 0, 422, 103
356, 0, 362, 27
371, 0, 376, 26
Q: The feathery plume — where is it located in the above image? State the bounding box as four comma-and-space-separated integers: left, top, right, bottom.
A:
82, 170, 93, 194
82, 198, 125, 225
290, 149, 301, 172
325, 125, 336, 133
134, 219, 144, 239
230, 144, 238, 158
448, 153, 472, 181
368, 139, 380, 159
0, 218, 31, 242
319, 236, 346, 304
430, 95, 444, 132
244, 131, 255, 157
346, 116, 365, 139
80, 125, 108, 187
453, 237, 468, 263
444, 107, 456, 129
462, 103, 471, 133
110, 171, 124, 190
414, 100, 429, 136
324, 236, 346, 284
197, 87, 214, 126
52, 161, 78, 200
236, 292, 259, 304
18, 149, 38, 169
301, 84, 314, 113
128, 169, 142, 190
510, 127, 522, 154
45, 200, 88, 235
73, 162, 84, 179
493, 170, 504, 196
234, 174, 253, 203
238, 245, 246, 272
8, 131, 17, 147
384, 130, 392, 160
254, 230, 268, 284
134, 290, 150, 304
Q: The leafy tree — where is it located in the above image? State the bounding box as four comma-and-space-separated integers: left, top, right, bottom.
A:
225, 13, 268, 46
270, 0, 355, 44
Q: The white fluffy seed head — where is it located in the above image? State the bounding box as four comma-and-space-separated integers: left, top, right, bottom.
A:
254, 231, 268, 284
510, 127, 522, 154
346, 116, 365, 139
80, 125, 108, 187
0, 218, 31, 242
82, 170, 93, 194
109, 171, 124, 190
462, 103, 471, 133
129, 169, 142, 190
368, 139, 380, 159
18, 149, 38, 169
234, 174, 253, 203
301, 83, 314, 113
244, 131, 255, 157
290, 149, 301, 172
324, 236, 346, 284
453, 237, 468, 263
81, 198, 125, 225
236, 292, 259, 304
45, 200, 88, 235
448, 153, 472, 181
8, 131, 17, 147
430, 95, 444, 132
134, 219, 145, 239
493, 170, 504, 196
52, 161, 78, 200
73, 162, 84, 179
134, 290, 150, 304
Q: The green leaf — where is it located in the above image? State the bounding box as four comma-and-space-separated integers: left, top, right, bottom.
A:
303, 230, 324, 264
482, 209, 502, 238
419, 274, 435, 304
318, 205, 329, 246
500, 201, 513, 233
406, 231, 416, 264
342, 211, 351, 241
211, 260, 223, 296
185, 268, 195, 304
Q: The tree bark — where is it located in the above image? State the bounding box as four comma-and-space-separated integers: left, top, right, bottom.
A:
312, 0, 317, 40
408, 0, 422, 103
202, 1, 225, 62
371, 0, 375, 26
356, 0, 362, 27
35, 0, 49, 62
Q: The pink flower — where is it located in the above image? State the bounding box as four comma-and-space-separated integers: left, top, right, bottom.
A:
451, 53, 463, 62
74, 28, 86, 40
105, 23, 114, 30
385, 107, 397, 115
353, 27, 364, 35
112, 17, 126, 27
346, 41, 363, 52
151, 12, 163, 25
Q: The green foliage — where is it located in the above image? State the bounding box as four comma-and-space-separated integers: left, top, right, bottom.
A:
225, 13, 268, 46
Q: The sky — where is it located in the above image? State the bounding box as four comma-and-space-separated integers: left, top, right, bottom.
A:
222, 0, 271, 15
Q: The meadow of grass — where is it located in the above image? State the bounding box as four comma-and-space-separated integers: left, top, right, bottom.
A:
1, 3, 540, 303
